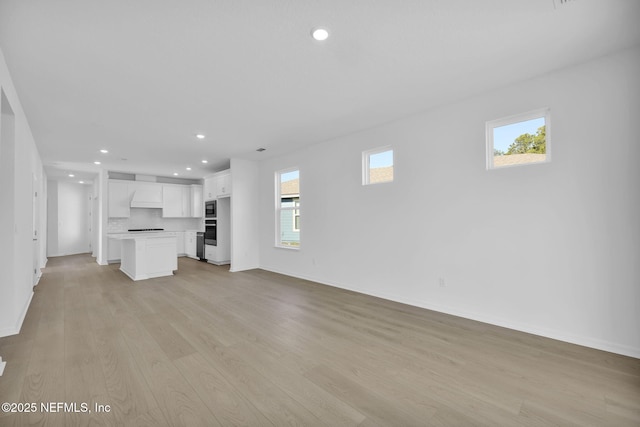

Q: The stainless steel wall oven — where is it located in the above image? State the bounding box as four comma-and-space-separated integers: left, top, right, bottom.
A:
204, 219, 217, 246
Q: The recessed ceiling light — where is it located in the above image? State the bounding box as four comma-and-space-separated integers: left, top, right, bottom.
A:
186, 167, 192, 171
100, 149, 109, 154
311, 27, 329, 41
68, 174, 75, 177
79, 181, 84, 184
201, 160, 208, 164
94, 161, 101, 165
195, 133, 205, 140
173, 172, 179, 176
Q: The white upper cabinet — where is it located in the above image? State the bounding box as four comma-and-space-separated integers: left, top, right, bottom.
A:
108, 180, 133, 217
164, 184, 202, 217
203, 169, 231, 201
216, 170, 231, 197
203, 176, 215, 201
204, 170, 231, 200
109, 179, 202, 218
162, 185, 190, 217
190, 184, 203, 217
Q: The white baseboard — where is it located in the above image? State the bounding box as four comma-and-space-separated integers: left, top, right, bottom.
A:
207, 259, 230, 266
260, 266, 640, 360
33, 270, 42, 286
0, 291, 34, 338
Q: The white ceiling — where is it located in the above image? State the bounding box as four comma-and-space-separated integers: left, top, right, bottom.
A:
1, 0, 639, 183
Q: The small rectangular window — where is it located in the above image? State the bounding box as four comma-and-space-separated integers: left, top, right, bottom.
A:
486, 108, 550, 169
363, 147, 394, 185
276, 168, 300, 248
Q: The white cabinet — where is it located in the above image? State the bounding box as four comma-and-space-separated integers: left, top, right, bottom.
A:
204, 244, 215, 261
176, 232, 185, 256
204, 169, 231, 201
108, 181, 133, 217
210, 196, 230, 265
107, 237, 122, 262
205, 242, 229, 264
119, 235, 177, 281
110, 180, 200, 218
203, 177, 215, 201
216, 170, 231, 197
205, 244, 229, 265
185, 231, 197, 259
162, 185, 190, 217
190, 185, 203, 217
162, 186, 181, 217
163, 231, 185, 256
163, 184, 202, 217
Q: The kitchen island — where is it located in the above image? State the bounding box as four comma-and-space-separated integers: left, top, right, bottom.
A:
108, 232, 177, 281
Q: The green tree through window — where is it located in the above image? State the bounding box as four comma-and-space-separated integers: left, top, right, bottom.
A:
506, 125, 546, 155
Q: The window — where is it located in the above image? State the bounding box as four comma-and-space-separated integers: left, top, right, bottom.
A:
293, 200, 300, 231
363, 147, 394, 185
276, 168, 300, 248
486, 108, 550, 169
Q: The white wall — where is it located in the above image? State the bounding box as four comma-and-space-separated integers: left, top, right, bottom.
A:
0, 88, 17, 337
258, 46, 640, 358
0, 47, 46, 338
47, 181, 92, 256
230, 158, 260, 272
46, 180, 59, 257
39, 177, 47, 271
92, 180, 99, 257
97, 169, 109, 265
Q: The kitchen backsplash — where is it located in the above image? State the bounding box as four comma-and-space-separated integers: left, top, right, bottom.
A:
108, 208, 203, 232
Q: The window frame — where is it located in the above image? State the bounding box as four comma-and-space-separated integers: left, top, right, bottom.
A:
275, 167, 300, 249
362, 146, 394, 185
486, 108, 551, 170
292, 199, 300, 232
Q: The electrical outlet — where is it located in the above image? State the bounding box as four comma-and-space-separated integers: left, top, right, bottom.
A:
439, 277, 446, 287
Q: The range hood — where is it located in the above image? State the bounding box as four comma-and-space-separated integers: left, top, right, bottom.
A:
130, 187, 163, 208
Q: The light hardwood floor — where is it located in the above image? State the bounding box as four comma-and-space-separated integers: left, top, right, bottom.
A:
0, 254, 638, 426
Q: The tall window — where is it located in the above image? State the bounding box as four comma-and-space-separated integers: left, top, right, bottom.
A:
293, 200, 300, 231
486, 108, 550, 169
276, 168, 300, 248
363, 146, 394, 185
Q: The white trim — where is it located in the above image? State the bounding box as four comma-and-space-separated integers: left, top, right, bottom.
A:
259, 266, 640, 359
292, 200, 300, 232
34, 269, 42, 286
206, 259, 231, 265
486, 107, 551, 170
119, 267, 174, 281
0, 291, 34, 338
274, 245, 300, 251
0, 356, 6, 376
